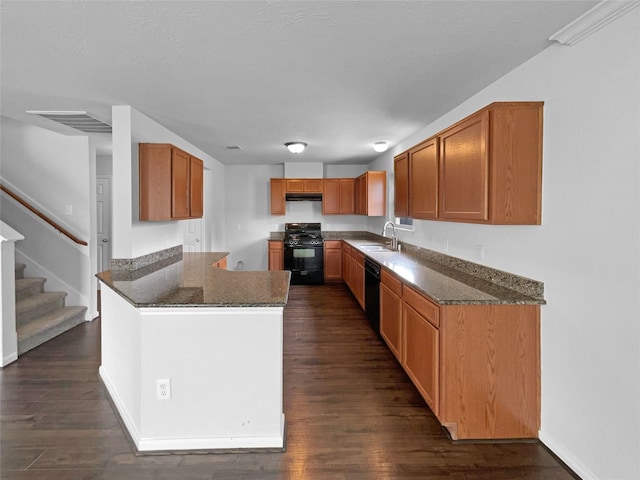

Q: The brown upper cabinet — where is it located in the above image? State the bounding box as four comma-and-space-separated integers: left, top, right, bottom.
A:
355, 171, 386, 216
396, 102, 543, 225
409, 137, 439, 220
270, 178, 286, 215
139, 143, 204, 221
270, 174, 386, 216
393, 152, 409, 218
286, 178, 323, 193
323, 178, 355, 215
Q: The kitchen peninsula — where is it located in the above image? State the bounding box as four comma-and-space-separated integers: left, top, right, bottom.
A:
97, 248, 291, 454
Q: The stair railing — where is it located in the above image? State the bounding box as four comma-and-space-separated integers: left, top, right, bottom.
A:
0, 184, 88, 247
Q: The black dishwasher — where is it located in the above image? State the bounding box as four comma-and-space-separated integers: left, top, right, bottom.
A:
364, 257, 382, 337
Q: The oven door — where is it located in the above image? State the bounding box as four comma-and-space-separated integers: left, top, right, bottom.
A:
284, 246, 324, 284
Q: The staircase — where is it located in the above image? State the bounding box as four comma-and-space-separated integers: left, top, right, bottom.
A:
15, 262, 87, 355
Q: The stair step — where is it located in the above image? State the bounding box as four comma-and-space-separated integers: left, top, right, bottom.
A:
15, 277, 47, 301
18, 306, 87, 355
15, 262, 26, 280
16, 292, 67, 326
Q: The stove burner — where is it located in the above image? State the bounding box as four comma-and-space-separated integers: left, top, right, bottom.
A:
284, 223, 323, 246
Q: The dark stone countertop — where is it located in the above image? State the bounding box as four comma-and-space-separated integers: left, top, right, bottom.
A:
269, 230, 545, 306
343, 239, 544, 305
97, 252, 291, 308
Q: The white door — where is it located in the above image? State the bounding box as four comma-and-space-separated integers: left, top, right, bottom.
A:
96, 176, 112, 275
183, 218, 203, 253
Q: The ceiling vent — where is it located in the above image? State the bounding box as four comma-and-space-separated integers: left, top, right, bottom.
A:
26, 110, 112, 133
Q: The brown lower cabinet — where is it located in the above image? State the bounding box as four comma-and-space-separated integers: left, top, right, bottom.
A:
341, 242, 364, 308
323, 241, 343, 281
212, 257, 227, 269
380, 269, 403, 361
380, 274, 540, 440
268, 241, 283, 271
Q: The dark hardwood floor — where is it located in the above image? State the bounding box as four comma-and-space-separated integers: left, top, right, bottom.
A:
1, 284, 578, 479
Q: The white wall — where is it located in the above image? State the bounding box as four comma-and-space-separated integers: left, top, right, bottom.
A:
99, 287, 285, 451
1, 222, 23, 366
369, 9, 640, 480
224, 164, 370, 271
111, 106, 227, 259
0, 116, 96, 318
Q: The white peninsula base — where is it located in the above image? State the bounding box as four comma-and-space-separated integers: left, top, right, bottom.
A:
99, 287, 285, 453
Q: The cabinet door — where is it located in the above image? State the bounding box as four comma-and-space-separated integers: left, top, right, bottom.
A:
366, 171, 386, 217
394, 153, 409, 218
304, 179, 323, 192
409, 138, 438, 219
439, 111, 489, 221
213, 257, 228, 269
355, 175, 366, 215
286, 179, 304, 192
171, 148, 191, 219
270, 179, 286, 215
342, 249, 350, 287
322, 179, 340, 215
189, 156, 204, 218
268, 241, 284, 271
380, 281, 402, 361
339, 179, 355, 214
324, 242, 343, 281
354, 252, 365, 309
404, 303, 439, 416
139, 144, 172, 221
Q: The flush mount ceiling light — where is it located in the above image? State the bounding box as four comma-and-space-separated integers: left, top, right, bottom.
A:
285, 142, 307, 154
373, 141, 388, 153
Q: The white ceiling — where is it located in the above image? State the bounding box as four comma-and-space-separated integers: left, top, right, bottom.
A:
1, 1, 598, 165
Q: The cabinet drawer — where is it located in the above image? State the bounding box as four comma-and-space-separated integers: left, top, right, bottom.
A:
381, 269, 402, 297
324, 240, 342, 249
355, 251, 364, 265
342, 242, 353, 256
403, 285, 439, 328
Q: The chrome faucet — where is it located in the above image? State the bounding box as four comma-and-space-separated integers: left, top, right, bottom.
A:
382, 221, 398, 250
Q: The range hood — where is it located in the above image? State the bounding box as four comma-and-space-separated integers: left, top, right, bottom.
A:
285, 192, 323, 202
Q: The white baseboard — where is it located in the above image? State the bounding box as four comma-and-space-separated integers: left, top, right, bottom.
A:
100, 367, 285, 453
540, 431, 598, 480
2, 352, 18, 367
99, 367, 142, 447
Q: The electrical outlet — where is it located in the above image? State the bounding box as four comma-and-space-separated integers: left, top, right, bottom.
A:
236, 224, 241, 231
157, 379, 171, 400
475, 245, 485, 260
443, 239, 449, 252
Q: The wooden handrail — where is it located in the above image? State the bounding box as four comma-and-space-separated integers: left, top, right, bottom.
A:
1, 184, 88, 246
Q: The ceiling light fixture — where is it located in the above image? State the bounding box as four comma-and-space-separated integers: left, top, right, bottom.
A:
373, 141, 388, 153
285, 142, 307, 154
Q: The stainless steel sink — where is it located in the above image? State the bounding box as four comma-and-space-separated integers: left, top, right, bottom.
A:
359, 244, 395, 252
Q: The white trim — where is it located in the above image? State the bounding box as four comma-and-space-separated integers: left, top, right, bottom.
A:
15, 250, 89, 318
539, 431, 598, 480
99, 366, 142, 447
2, 352, 18, 367
549, 0, 640, 45
137, 414, 285, 452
